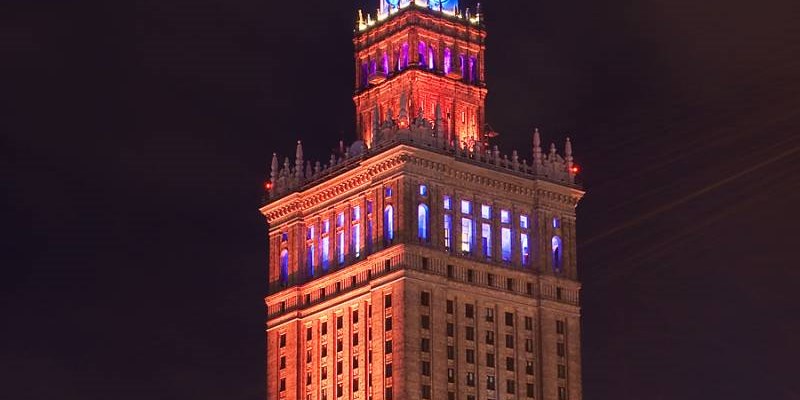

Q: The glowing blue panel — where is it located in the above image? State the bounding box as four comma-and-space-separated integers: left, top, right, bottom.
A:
520, 233, 529, 265
501, 227, 511, 261
321, 237, 329, 270
444, 214, 452, 250
384, 205, 394, 241
482, 223, 491, 258
461, 217, 473, 253
481, 204, 491, 219
552, 236, 562, 271
443, 195, 451, 210
418, 204, 429, 240
280, 249, 289, 284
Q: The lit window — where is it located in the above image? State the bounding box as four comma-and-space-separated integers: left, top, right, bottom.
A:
461, 200, 471, 214
351, 224, 361, 259
352, 206, 361, 221
307, 243, 315, 277
552, 236, 562, 271
384, 205, 394, 242
501, 227, 512, 261
444, 214, 452, 250
322, 219, 330, 234
520, 215, 529, 229
419, 184, 428, 196
418, 203, 429, 240
443, 48, 452, 75
337, 231, 345, 265
481, 204, 491, 219
553, 216, 560, 228
385, 186, 393, 197
520, 233, 529, 265
337, 212, 344, 228
443, 195, 451, 210
307, 226, 314, 240
461, 217, 473, 253
321, 236, 330, 270
279, 249, 289, 285
501, 209, 510, 224
481, 223, 491, 258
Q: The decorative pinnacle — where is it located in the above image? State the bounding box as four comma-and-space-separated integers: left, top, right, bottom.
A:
270, 153, 278, 183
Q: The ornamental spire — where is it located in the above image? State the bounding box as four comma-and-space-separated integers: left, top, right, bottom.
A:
533, 128, 542, 165
270, 153, 278, 183
295, 140, 304, 179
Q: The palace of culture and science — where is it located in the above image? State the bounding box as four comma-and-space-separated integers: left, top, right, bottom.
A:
260, 1, 585, 399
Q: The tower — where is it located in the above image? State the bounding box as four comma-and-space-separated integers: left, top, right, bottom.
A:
261, 2, 585, 400
354, 0, 486, 148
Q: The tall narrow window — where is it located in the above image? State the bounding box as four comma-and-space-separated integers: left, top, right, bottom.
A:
366, 200, 374, 252
384, 205, 394, 242
428, 46, 435, 69
418, 41, 427, 67
461, 217, 473, 253
552, 236, 563, 272
443, 195, 451, 210
444, 214, 452, 250
400, 42, 409, 70
307, 226, 315, 277
382, 52, 389, 75
321, 219, 330, 271
501, 227, 512, 262
351, 206, 361, 258
279, 249, 289, 285
481, 223, 492, 258
520, 232, 529, 265
443, 48, 452, 75
337, 230, 345, 265
418, 204, 429, 240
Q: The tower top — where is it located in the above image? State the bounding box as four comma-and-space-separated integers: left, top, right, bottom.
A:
357, 0, 481, 32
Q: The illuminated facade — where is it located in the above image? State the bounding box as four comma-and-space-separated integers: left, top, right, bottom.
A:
261, 2, 584, 400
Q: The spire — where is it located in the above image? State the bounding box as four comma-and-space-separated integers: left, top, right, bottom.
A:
270, 153, 278, 183
565, 137, 574, 174
295, 140, 304, 179
549, 143, 557, 159
305, 161, 312, 179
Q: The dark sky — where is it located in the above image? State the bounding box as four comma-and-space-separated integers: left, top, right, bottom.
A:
3, 0, 800, 399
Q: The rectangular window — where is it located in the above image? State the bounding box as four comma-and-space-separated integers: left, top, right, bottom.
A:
385, 363, 392, 378
279, 378, 286, 392
337, 231, 345, 265
353, 356, 359, 369
422, 361, 431, 376
416, 291, 429, 307
486, 330, 495, 345
421, 338, 430, 352
501, 227, 512, 261
337, 316, 343, 329
466, 372, 475, 387
351, 222, 361, 258
461, 200, 471, 214
446, 299, 454, 313
444, 214, 452, 250
520, 215, 529, 229
307, 326, 313, 341
558, 364, 567, 379
447, 368, 455, 383
525, 317, 533, 330
337, 212, 344, 228
507, 380, 516, 394
487, 352, 495, 367
485, 308, 494, 322
385, 294, 392, 308
526, 361, 534, 375
488, 273, 495, 286
447, 323, 454, 337
521, 233, 529, 265
558, 387, 567, 400
486, 375, 496, 390
280, 356, 286, 369
461, 217, 473, 253
353, 379, 359, 391
501, 209, 510, 224
321, 321, 327, 335
385, 317, 392, 331
506, 278, 514, 290
481, 204, 491, 219
465, 304, 474, 318
557, 320, 565, 334
353, 333, 359, 346
527, 383, 535, 398
481, 223, 492, 258
421, 384, 431, 399
279, 333, 286, 347
505, 312, 514, 326
353, 310, 359, 324
419, 184, 427, 196
466, 349, 475, 363
506, 356, 515, 371
447, 345, 455, 360
321, 236, 330, 269
466, 326, 475, 341
557, 342, 565, 357
421, 315, 430, 329
443, 195, 451, 210
385, 340, 393, 354
506, 334, 514, 348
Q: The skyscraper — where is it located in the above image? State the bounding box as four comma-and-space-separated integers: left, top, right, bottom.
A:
260, 2, 584, 399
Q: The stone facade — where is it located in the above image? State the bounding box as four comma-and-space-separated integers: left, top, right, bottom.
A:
261, 2, 584, 400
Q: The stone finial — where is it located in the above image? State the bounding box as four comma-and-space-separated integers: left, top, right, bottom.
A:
282, 157, 291, 177
399, 91, 408, 121
330, 153, 337, 167
434, 103, 444, 136
372, 108, 380, 140
512, 150, 519, 170
314, 161, 321, 175
270, 153, 278, 183
565, 137, 574, 175
549, 143, 557, 159
533, 128, 542, 165
493, 145, 500, 165
305, 161, 312, 179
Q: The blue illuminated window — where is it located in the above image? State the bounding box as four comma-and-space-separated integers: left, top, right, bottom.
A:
552, 236, 563, 272
444, 214, 452, 250
520, 215, 529, 229
461, 200, 472, 214
337, 231, 345, 265
367, 200, 373, 215
307, 243, 315, 277
337, 212, 345, 228
322, 219, 330, 234
443, 195, 451, 210
351, 223, 361, 258
520, 233, 529, 265
501, 210, 511, 224
307, 226, 314, 240
280, 249, 289, 285
418, 204, 429, 240
352, 206, 361, 221
461, 217, 473, 253
321, 237, 330, 270
281, 232, 288, 242
385, 187, 393, 197
384, 205, 394, 242
501, 227, 512, 262
481, 223, 492, 258
481, 204, 491, 219
419, 184, 428, 196
553, 217, 560, 229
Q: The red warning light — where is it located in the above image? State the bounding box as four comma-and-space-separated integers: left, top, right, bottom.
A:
264, 181, 273, 190
570, 165, 580, 174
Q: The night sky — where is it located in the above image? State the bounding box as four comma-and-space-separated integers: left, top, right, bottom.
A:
3, 0, 800, 399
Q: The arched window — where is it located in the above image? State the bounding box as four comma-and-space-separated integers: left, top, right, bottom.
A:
418, 41, 427, 67
382, 52, 390, 75
399, 43, 409, 70
384, 205, 394, 242
551, 236, 562, 272
428, 46, 435, 70
279, 249, 289, 286
418, 203, 429, 240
